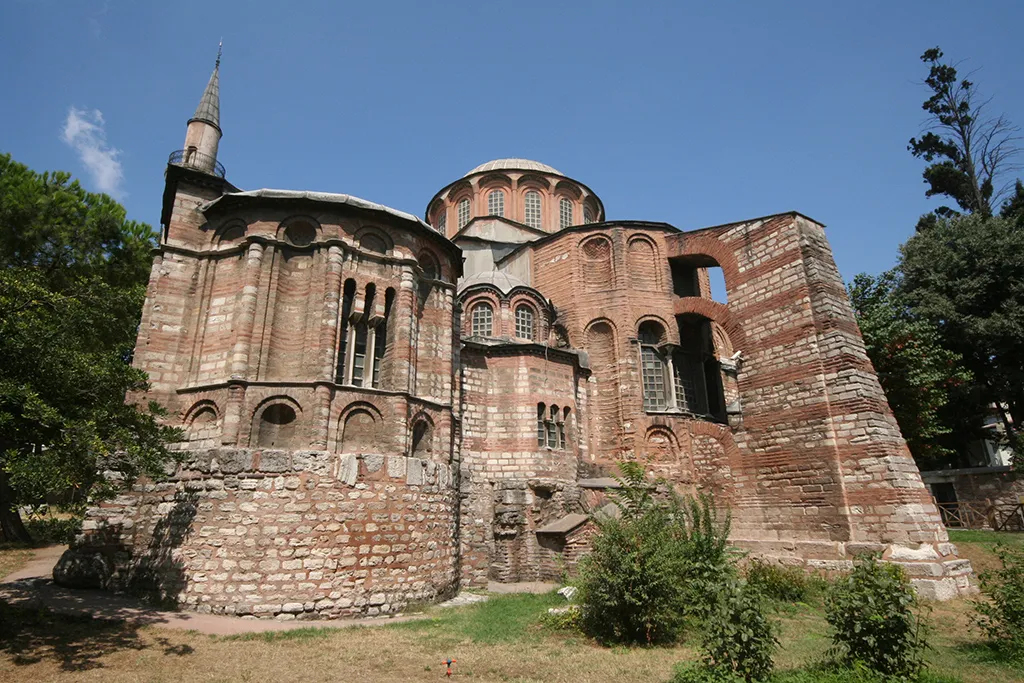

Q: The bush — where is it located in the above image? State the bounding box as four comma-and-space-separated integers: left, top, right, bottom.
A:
973, 543, 1024, 656
576, 462, 733, 645
824, 555, 928, 679
699, 579, 778, 682
745, 560, 827, 603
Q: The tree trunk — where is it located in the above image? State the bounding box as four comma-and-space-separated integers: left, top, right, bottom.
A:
0, 469, 32, 543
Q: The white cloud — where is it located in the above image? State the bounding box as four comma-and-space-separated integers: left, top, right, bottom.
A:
61, 107, 125, 198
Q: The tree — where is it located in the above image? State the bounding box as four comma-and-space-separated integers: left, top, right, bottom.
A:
0, 153, 180, 543
898, 213, 1024, 455
848, 271, 973, 469
908, 47, 1020, 228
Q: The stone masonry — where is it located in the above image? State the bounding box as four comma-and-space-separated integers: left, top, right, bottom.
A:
55, 62, 972, 616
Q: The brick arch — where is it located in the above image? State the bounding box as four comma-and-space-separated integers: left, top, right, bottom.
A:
627, 235, 660, 291
579, 234, 614, 291
461, 292, 500, 337
634, 314, 672, 343
409, 412, 436, 458
673, 234, 741, 299
643, 425, 678, 463
354, 225, 393, 254
250, 396, 302, 449
212, 219, 246, 246
672, 297, 745, 351
584, 318, 620, 459
276, 215, 322, 246
336, 401, 383, 454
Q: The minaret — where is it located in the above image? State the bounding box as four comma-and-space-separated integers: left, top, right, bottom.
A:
181, 43, 222, 175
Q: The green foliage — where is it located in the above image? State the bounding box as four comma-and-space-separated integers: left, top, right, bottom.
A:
898, 213, 1024, 457
577, 462, 734, 645
907, 47, 1019, 220
973, 544, 1024, 657
388, 592, 563, 645
745, 560, 827, 604
0, 153, 181, 542
824, 556, 929, 679
698, 579, 779, 682
769, 663, 963, 683
847, 270, 974, 469
23, 514, 82, 545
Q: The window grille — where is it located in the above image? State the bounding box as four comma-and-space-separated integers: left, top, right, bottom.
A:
537, 403, 546, 447
487, 190, 505, 217
524, 191, 542, 229
457, 198, 471, 229
471, 302, 493, 336
641, 345, 668, 411
583, 207, 594, 224
515, 305, 535, 340
559, 198, 573, 229
437, 211, 446, 233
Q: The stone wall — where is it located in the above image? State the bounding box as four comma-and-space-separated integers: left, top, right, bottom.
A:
60, 449, 457, 619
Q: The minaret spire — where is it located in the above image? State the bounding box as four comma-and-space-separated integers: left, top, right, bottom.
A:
189, 43, 221, 133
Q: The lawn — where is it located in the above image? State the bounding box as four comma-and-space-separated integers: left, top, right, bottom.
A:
0, 531, 1021, 683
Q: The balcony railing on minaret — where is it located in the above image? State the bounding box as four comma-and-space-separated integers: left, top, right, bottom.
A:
168, 149, 226, 178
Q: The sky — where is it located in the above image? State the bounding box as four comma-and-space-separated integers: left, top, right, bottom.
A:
1, 1, 1022, 282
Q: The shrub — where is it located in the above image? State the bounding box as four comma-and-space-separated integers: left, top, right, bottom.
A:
699, 579, 778, 682
973, 543, 1024, 656
745, 559, 827, 603
576, 462, 733, 645
824, 555, 928, 678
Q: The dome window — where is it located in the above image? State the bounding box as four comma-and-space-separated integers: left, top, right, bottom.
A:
524, 191, 542, 229
471, 302, 493, 336
457, 198, 471, 229
515, 305, 535, 341
559, 198, 574, 229
487, 190, 505, 217
437, 211, 447, 234
584, 207, 595, 224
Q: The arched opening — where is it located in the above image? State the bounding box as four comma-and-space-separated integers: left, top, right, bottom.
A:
670, 255, 727, 304
358, 232, 388, 254
638, 320, 669, 411
470, 301, 494, 337
524, 191, 542, 229
585, 319, 619, 455
283, 221, 316, 246
487, 189, 505, 217
514, 304, 536, 341
410, 418, 434, 457
676, 315, 727, 421
336, 279, 356, 383
418, 251, 440, 281
256, 403, 298, 448
627, 236, 659, 291
340, 407, 379, 454
372, 288, 395, 389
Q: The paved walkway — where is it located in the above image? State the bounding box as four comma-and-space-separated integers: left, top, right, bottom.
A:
0, 545, 557, 636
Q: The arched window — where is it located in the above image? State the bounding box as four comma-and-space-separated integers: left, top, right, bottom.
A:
514, 305, 535, 340
487, 190, 505, 217
419, 252, 439, 281
583, 207, 595, 224
457, 198, 471, 229
524, 191, 542, 229
372, 288, 395, 388
547, 404, 559, 448
411, 418, 434, 457
559, 198, 574, 229
471, 302, 493, 336
285, 221, 316, 246
638, 321, 668, 411
437, 211, 447, 234
537, 403, 546, 447
336, 279, 356, 383
352, 284, 375, 386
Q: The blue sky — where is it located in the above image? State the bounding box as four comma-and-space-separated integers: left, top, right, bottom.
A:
1, 1, 1022, 281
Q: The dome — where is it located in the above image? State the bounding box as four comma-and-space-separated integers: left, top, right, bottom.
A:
464, 158, 562, 177
458, 270, 531, 295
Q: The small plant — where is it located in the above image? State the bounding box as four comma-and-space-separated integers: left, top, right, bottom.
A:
824, 555, 928, 679
576, 462, 735, 645
973, 543, 1024, 657
745, 559, 826, 603
699, 579, 779, 682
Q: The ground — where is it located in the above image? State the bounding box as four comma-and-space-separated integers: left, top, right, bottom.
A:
0, 530, 1021, 683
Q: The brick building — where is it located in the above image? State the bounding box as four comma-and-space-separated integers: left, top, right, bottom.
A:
56, 56, 972, 617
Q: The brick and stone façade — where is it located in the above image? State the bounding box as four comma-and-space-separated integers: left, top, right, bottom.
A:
54, 66, 972, 615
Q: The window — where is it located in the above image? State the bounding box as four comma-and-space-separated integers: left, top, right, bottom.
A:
524, 191, 542, 229
514, 305, 535, 340
437, 211, 447, 233
487, 190, 505, 217
359, 232, 387, 254
559, 198, 574, 229
537, 403, 546, 447
672, 352, 706, 413
537, 402, 570, 449
639, 322, 668, 412
457, 198, 471, 229
471, 302, 493, 336
256, 403, 297, 448
372, 288, 394, 388
583, 207, 595, 224
335, 279, 356, 383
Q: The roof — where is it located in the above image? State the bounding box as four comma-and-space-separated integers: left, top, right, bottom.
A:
535, 514, 590, 535
465, 158, 562, 177
190, 59, 221, 131
202, 189, 434, 229
457, 269, 531, 294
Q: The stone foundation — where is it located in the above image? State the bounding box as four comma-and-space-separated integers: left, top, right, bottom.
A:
56, 448, 458, 619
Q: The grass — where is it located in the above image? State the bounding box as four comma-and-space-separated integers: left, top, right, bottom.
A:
948, 529, 1024, 574
1, 587, 1022, 683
